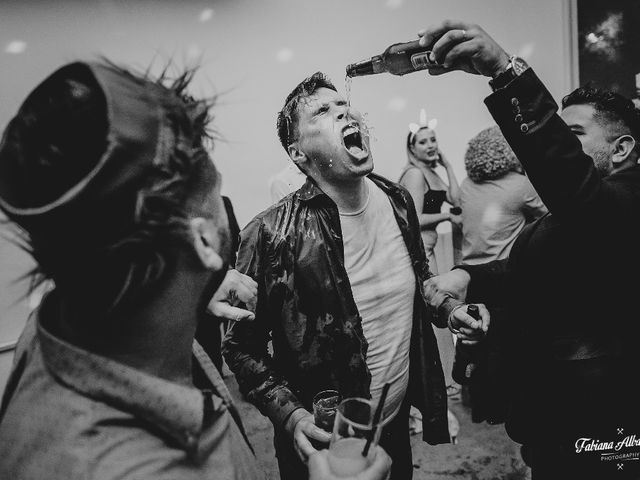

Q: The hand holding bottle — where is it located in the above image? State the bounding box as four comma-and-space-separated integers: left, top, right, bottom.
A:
449, 302, 490, 345
417, 21, 510, 78
451, 305, 485, 384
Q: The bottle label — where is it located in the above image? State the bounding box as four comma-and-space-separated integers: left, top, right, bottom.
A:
410, 51, 438, 70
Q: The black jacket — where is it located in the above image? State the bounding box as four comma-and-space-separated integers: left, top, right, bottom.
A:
223, 173, 450, 445
458, 70, 640, 445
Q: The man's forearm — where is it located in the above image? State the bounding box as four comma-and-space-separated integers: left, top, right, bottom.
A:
222, 325, 304, 428
423, 280, 464, 327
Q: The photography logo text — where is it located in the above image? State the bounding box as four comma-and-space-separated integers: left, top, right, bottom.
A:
575, 429, 640, 472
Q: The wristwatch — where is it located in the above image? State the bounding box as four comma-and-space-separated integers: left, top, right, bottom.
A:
489, 55, 530, 91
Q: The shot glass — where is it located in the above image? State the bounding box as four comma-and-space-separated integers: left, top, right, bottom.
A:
312, 389, 341, 433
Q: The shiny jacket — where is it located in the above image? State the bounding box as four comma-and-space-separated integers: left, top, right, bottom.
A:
223, 173, 450, 445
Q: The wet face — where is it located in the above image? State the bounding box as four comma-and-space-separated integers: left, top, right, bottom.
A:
291, 87, 372, 184
410, 128, 439, 165
561, 104, 614, 175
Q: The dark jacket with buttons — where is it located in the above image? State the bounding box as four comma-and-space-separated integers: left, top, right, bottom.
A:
223, 173, 450, 445
457, 69, 640, 445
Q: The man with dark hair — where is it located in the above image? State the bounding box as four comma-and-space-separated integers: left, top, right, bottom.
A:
223, 71, 487, 480
419, 20, 640, 479
0, 61, 391, 480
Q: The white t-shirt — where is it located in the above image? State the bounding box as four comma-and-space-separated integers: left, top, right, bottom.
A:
339, 178, 415, 419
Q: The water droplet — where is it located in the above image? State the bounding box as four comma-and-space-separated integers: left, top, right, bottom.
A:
199, 8, 215, 22
276, 48, 294, 63
5, 40, 27, 54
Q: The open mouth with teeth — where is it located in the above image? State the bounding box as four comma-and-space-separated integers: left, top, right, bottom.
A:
424, 150, 440, 163
341, 123, 368, 158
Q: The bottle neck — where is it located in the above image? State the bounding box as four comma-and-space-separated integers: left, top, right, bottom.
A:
346, 55, 384, 77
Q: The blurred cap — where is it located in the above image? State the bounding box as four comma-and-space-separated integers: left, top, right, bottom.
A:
0, 61, 167, 245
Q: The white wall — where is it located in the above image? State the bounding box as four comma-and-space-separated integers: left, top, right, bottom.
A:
1, 0, 572, 225
0, 0, 572, 355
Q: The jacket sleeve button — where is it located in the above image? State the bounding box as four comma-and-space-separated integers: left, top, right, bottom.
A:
515, 114, 523, 123
520, 123, 529, 133
511, 98, 519, 106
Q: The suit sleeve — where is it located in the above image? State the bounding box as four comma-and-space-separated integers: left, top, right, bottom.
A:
520, 177, 548, 221
484, 69, 634, 222
453, 258, 510, 305
222, 217, 304, 428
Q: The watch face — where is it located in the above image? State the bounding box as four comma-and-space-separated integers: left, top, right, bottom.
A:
512, 56, 529, 75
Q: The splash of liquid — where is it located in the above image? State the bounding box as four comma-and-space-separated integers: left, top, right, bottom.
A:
360, 112, 377, 145
345, 75, 352, 108
343, 75, 377, 145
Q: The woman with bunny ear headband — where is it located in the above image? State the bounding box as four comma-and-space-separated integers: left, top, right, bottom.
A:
398, 109, 461, 275
398, 109, 462, 399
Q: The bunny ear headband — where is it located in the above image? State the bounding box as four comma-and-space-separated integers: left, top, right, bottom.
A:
409, 108, 438, 140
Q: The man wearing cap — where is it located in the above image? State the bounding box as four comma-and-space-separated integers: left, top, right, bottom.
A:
0, 60, 264, 479
0, 61, 393, 480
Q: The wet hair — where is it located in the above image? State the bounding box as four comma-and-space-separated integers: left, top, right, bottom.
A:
562, 86, 640, 153
3, 62, 218, 313
464, 125, 522, 182
276, 71, 337, 152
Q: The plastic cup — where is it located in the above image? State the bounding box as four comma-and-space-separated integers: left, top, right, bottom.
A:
327, 397, 391, 477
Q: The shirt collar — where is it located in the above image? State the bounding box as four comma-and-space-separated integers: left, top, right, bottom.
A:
296, 176, 328, 202
36, 298, 219, 451
297, 172, 400, 203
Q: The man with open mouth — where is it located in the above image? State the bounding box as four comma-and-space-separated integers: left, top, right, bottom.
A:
223, 72, 484, 480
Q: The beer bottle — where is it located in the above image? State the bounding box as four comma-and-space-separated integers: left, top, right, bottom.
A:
346, 39, 440, 77
451, 304, 482, 384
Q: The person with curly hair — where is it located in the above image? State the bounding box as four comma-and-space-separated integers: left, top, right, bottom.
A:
456, 125, 547, 426
460, 125, 547, 266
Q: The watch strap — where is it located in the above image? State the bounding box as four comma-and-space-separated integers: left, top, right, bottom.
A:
489, 56, 518, 91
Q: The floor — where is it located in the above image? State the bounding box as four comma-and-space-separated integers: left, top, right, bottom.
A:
226, 373, 532, 480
